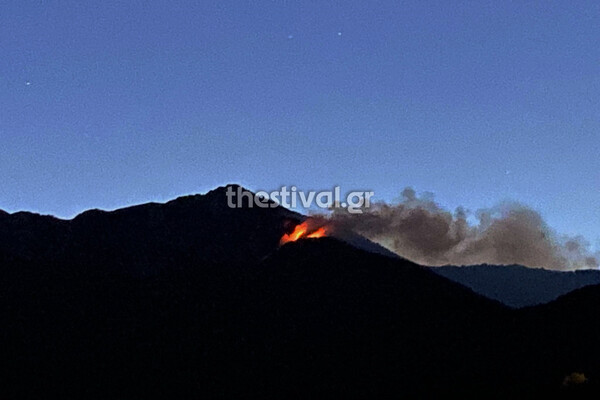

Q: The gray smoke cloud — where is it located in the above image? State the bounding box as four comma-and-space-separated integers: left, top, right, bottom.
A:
327, 188, 598, 270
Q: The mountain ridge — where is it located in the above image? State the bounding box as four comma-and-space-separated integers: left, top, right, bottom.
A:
2, 184, 600, 396
432, 264, 600, 307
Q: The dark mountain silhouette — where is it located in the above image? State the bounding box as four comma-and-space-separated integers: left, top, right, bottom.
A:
0, 185, 598, 397
0, 185, 300, 274
513, 283, 600, 395
431, 264, 600, 308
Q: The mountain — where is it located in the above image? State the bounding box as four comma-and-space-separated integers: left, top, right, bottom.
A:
0, 185, 301, 274
513, 283, 600, 394
0, 185, 598, 397
432, 264, 600, 308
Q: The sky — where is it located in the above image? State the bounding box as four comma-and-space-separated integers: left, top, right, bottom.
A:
1, 1, 599, 248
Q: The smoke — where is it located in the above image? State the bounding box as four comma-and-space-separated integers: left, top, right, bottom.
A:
327, 188, 598, 270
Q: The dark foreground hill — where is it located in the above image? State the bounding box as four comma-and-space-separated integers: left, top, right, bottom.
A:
432, 264, 600, 308
0, 186, 598, 397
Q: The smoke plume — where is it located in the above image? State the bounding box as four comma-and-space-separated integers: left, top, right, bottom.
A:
328, 188, 598, 270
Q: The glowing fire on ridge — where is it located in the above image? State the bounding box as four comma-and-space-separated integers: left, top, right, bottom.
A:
280, 221, 329, 245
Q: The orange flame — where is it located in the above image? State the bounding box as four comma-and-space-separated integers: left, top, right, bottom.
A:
280, 221, 328, 245
306, 227, 327, 238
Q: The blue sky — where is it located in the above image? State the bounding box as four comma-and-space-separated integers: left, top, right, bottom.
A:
1, 1, 599, 247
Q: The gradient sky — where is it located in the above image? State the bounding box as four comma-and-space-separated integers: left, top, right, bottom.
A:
1, 1, 599, 248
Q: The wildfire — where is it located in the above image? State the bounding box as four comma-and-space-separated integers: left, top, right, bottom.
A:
280, 221, 328, 245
